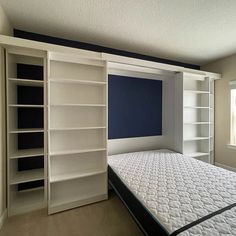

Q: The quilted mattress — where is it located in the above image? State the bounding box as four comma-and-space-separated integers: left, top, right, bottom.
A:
108, 149, 236, 236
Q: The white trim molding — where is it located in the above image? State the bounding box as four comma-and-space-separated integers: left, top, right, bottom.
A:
215, 162, 236, 173
227, 144, 236, 150
0, 209, 7, 230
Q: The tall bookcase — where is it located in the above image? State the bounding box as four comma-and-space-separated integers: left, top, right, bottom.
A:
6, 48, 47, 216
47, 52, 108, 214
174, 72, 214, 164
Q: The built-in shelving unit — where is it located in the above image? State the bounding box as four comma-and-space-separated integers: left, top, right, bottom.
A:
47, 52, 108, 214
175, 72, 214, 164
6, 48, 47, 216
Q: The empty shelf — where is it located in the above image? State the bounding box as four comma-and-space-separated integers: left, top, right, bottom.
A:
184, 90, 210, 94
9, 148, 44, 159
10, 188, 45, 215
184, 106, 210, 109
184, 122, 211, 125
49, 78, 106, 86
184, 137, 210, 141
50, 169, 106, 183
10, 169, 44, 185
9, 128, 44, 134
50, 127, 106, 131
50, 148, 106, 156
50, 103, 106, 107
9, 104, 44, 108
8, 78, 44, 87
185, 152, 209, 158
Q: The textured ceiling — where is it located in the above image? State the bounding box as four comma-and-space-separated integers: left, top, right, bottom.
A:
1, 0, 236, 65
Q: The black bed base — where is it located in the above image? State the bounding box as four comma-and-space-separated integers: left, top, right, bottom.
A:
108, 166, 169, 236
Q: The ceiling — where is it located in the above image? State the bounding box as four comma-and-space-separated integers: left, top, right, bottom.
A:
1, 0, 236, 66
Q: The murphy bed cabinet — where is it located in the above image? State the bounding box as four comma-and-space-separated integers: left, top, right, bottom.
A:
0, 35, 220, 216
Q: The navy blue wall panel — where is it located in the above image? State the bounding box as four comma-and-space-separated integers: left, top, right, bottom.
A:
108, 75, 162, 139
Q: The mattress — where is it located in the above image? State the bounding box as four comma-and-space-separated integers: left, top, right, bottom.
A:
108, 149, 236, 236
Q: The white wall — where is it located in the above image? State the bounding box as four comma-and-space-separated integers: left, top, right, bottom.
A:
202, 54, 236, 168
108, 75, 175, 155
0, 3, 12, 228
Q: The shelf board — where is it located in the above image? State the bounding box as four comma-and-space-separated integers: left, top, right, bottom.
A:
10, 188, 45, 215
50, 104, 106, 107
9, 104, 44, 108
184, 106, 210, 109
50, 148, 106, 156
10, 168, 44, 185
50, 169, 106, 183
9, 128, 44, 134
184, 137, 210, 141
184, 90, 210, 94
9, 148, 44, 159
184, 122, 211, 125
49, 78, 106, 86
50, 127, 106, 131
8, 78, 44, 87
185, 152, 209, 158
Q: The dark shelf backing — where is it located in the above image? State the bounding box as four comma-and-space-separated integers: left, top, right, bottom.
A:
17, 107, 44, 129
18, 180, 44, 191
17, 86, 43, 105
17, 63, 43, 81
18, 132, 44, 150
18, 156, 44, 171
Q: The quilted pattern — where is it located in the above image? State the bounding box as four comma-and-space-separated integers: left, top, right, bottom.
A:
108, 150, 236, 235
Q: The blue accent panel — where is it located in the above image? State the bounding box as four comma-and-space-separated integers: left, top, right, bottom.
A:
108, 75, 162, 139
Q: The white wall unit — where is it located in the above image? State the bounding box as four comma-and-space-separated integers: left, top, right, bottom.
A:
174, 72, 214, 163
6, 48, 47, 216
48, 52, 107, 214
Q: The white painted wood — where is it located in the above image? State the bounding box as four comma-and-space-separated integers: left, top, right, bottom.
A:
49, 173, 107, 213
48, 52, 107, 214
50, 148, 107, 157
6, 48, 47, 216
9, 148, 44, 159
49, 194, 107, 215
174, 72, 214, 163
9, 168, 44, 185
8, 78, 44, 86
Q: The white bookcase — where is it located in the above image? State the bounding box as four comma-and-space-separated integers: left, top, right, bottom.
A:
47, 52, 108, 214
174, 72, 215, 163
6, 48, 47, 216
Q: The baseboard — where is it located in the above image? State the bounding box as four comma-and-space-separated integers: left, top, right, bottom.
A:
215, 162, 236, 172
0, 209, 7, 230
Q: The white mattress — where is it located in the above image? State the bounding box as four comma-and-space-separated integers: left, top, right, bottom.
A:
108, 149, 236, 235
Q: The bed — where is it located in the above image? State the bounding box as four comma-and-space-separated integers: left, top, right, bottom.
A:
108, 149, 236, 236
